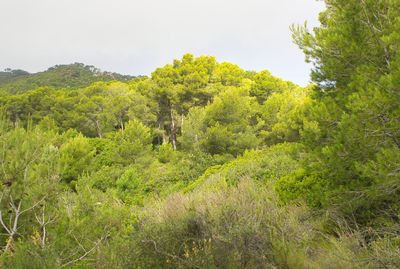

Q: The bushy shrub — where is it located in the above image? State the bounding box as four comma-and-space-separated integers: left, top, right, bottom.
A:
185, 142, 303, 192
0, 241, 59, 269
158, 142, 176, 163
97, 179, 400, 269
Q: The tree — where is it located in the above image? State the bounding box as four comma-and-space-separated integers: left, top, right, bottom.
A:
292, 0, 399, 100
282, 0, 400, 227
110, 120, 153, 166
250, 70, 293, 104
257, 86, 311, 145
180, 106, 207, 151
0, 119, 60, 253
151, 54, 217, 150
59, 133, 95, 187
182, 86, 259, 157
212, 62, 245, 86
78, 83, 115, 138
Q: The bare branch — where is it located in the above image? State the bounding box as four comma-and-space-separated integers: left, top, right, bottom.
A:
20, 195, 47, 215
1, 142, 8, 182
61, 233, 109, 268
0, 211, 11, 235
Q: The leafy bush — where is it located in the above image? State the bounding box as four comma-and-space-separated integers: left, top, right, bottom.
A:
98, 179, 400, 269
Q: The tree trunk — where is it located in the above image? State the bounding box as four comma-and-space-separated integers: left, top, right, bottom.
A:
95, 120, 103, 138
160, 120, 167, 145
157, 122, 161, 146
169, 108, 177, 151
181, 115, 184, 128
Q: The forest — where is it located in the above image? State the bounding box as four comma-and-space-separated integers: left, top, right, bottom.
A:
0, 0, 400, 268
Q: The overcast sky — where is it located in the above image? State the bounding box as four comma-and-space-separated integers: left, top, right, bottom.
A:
0, 0, 325, 86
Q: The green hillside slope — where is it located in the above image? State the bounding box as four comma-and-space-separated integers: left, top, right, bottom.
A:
0, 63, 137, 94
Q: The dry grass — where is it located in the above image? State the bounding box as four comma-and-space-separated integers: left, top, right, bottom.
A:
97, 178, 400, 269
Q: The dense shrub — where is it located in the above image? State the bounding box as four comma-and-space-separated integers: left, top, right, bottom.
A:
97, 179, 400, 269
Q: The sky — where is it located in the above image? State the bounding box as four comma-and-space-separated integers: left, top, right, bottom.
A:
0, 0, 325, 86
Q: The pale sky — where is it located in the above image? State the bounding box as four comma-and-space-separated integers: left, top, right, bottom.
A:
0, 0, 325, 86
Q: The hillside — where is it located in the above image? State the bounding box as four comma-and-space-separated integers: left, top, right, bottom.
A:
0, 69, 30, 84
0, 63, 137, 94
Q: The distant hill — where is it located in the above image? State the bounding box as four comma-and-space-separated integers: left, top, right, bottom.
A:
0, 63, 139, 94
0, 69, 30, 84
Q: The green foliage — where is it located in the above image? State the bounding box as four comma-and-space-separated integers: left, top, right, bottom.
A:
116, 167, 146, 205
0, 81, 154, 138
158, 142, 176, 163
212, 62, 245, 86
89, 165, 125, 192
135, 149, 218, 199
180, 106, 207, 151
0, 241, 59, 269
0, 68, 30, 84
285, 0, 400, 230
250, 70, 293, 103
98, 179, 400, 269
186, 143, 303, 192
189, 86, 260, 156
45, 177, 129, 268
2, 28, 400, 267
0, 63, 135, 94
150, 53, 219, 149
59, 133, 95, 187
275, 168, 326, 208
111, 120, 153, 166
0, 118, 61, 257
257, 86, 311, 145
